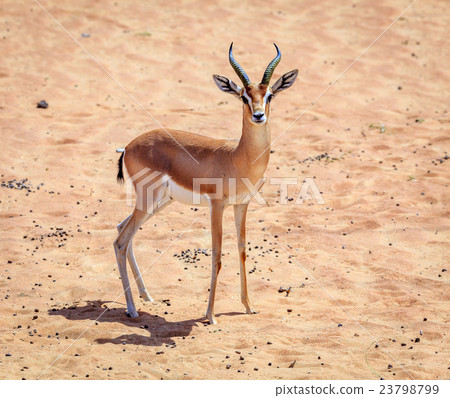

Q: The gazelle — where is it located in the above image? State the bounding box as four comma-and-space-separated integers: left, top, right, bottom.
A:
114, 43, 298, 324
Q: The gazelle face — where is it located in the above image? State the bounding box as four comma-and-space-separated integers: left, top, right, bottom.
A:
241, 84, 273, 124
212, 43, 298, 124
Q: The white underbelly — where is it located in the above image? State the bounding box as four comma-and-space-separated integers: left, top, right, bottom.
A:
168, 179, 210, 207
166, 175, 262, 208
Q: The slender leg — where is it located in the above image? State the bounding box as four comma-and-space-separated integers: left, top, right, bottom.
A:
124, 197, 173, 302
113, 208, 150, 317
117, 215, 153, 301
127, 241, 153, 302
116, 215, 131, 233
234, 203, 257, 314
205, 200, 224, 325
117, 215, 152, 301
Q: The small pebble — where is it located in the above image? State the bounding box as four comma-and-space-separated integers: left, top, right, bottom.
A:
37, 100, 48, 109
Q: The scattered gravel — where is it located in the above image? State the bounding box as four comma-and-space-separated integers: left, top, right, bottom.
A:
1, 178, 36, 192
174, 248, 211, 263
300, 152, 330, 163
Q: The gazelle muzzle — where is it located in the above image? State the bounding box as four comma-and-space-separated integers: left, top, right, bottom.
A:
252, 110, 266, 123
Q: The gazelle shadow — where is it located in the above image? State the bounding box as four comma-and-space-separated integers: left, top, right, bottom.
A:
48, 300, 205, 347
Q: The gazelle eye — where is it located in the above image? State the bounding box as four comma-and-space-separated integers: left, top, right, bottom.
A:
267, 94, 274, 102
241, 96, 249, 105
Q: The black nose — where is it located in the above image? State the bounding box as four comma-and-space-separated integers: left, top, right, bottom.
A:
253, 112, 264, 120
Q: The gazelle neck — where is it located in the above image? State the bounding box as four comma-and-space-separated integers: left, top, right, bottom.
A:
235, 113, 271, 175
235, 115, 271, 177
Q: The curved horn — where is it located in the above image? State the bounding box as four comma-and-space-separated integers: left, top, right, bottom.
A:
229, 42, 251, 87
261, 43, 281, 85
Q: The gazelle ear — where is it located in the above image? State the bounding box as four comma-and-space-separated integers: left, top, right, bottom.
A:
271, 69, 298, 96
213, 74, 242, 99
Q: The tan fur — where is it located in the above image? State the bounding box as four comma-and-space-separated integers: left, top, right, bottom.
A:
114, 52, 297, 324
124, 101, 271, 198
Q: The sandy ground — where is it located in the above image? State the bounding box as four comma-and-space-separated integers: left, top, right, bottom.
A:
0, 0, 449, 380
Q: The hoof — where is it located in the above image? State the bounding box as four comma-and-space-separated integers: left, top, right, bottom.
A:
140, 291, 154, 302
246, 307, 258, 315
206, 314, 217, 325
126, 309, 139, 318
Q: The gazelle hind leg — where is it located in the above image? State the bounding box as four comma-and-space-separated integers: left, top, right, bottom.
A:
114, 209, 145, 318
117, 215, 153, 301
127, 241, 153, 302
113, 208, 149, 317
116, 215, 131, 233
125, 197, 173, 302
114, 177, 173, 316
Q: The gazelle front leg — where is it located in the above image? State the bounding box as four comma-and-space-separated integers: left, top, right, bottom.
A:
234, 203, 257, 314
206, 200, 224, 325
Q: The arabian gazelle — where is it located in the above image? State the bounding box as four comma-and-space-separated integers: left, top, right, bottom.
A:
114, 43, 297, 324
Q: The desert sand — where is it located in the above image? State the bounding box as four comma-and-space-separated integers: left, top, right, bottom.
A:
0, 0, 448, 380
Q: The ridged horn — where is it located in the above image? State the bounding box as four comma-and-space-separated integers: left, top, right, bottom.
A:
229, 42, 251, 87
261, 43, 281, 85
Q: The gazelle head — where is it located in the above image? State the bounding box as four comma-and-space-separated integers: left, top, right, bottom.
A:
213, 43, 298, 125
